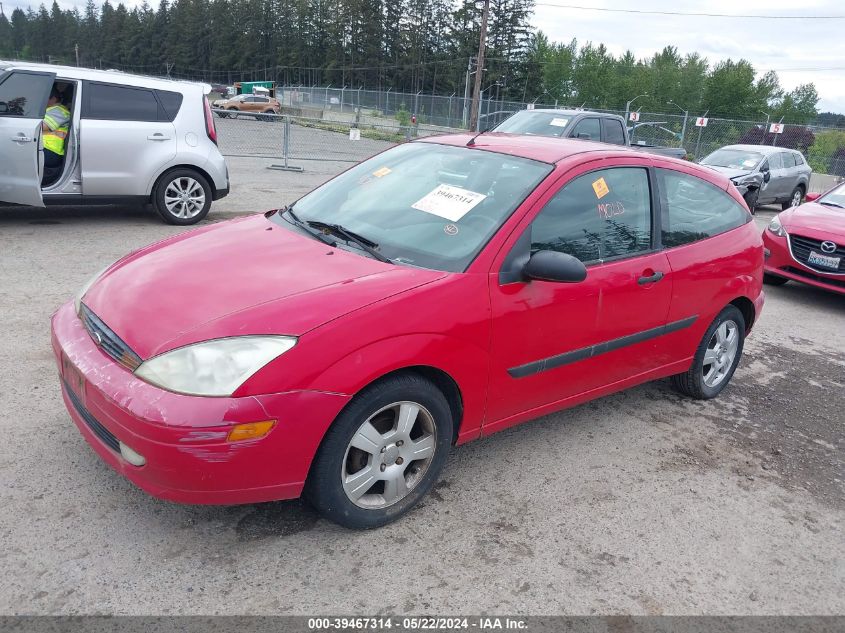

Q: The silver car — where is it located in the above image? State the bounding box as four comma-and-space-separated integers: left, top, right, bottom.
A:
700, 144, 812, 214
0, 61, 229, 225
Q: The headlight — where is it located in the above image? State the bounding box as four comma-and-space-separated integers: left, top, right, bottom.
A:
768, 216, 787, 238
134, 336, 297, 397
74, 264, 112, 314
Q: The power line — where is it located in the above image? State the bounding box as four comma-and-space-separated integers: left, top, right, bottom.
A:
534, 3, 845, 19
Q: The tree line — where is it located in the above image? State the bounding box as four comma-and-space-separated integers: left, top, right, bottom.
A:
0, 0, 836, 124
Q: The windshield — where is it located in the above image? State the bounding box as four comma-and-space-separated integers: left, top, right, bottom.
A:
819, 183, 845, 209
701, 149, 764, 170
274, 142, 552, 272
493, 111, 572, 137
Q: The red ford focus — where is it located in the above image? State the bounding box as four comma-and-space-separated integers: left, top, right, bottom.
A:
52, 134, 764, 528
762, 182, 845, 294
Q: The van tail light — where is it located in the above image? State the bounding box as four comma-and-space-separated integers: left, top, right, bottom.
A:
203, 96, 218, 145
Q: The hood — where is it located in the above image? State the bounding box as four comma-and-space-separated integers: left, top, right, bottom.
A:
781, 202, 845, 236
701, 165, 756, 181
83, 215, 446, 359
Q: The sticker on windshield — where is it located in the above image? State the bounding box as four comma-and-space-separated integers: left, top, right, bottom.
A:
598, 201, 624, 220
412, 184, 487, 222
550, 117, 569, 128
742, 159, 757, 168
373, 167, 392, 178
444, 224, 459, 236
592, 177, 610, 199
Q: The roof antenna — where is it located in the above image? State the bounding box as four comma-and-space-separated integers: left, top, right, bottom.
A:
466, 129, 484, 147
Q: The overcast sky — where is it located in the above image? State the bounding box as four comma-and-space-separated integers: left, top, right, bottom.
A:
6, 0, 845, 113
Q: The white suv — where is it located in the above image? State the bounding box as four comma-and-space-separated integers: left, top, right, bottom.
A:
0, 61, 229, 225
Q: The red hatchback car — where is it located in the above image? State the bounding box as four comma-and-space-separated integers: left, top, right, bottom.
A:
52, 134, 764, 528
762, 182, 845, 294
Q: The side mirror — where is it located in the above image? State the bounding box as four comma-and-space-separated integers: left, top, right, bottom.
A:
804, 192, 820, 203
524, 250, 587, 283
763, 171, 771, 183
576, 132, 592, 140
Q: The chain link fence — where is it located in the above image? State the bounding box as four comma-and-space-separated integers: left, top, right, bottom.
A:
212, 86, 845, 181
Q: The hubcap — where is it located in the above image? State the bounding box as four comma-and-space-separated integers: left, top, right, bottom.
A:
342, 401, 437, 509
164, 177, 206, 219
792, 190, 802, 207
702, 320, 739, 388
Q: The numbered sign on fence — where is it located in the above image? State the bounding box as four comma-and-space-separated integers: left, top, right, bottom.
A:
769, 123, 785, 134
349, 128, 361, 141
629, 111, 640, 122
695, 117, 709, 127
527, 102, 535, 110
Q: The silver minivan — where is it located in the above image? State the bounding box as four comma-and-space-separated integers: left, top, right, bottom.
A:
700, 144, 812, 213
0, 61, 229, 225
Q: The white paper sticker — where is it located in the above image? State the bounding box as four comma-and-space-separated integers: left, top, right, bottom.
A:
550, 117, 569, 128
411, 184, 487, 222
742, 159, 757, 168
349, 128, 361, 141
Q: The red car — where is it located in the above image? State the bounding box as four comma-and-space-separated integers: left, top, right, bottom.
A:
52, 134, 764, 528
762, 182, 845, 294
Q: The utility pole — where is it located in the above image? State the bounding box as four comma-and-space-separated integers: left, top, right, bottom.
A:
75, 43, 79, 67
468, 0, 490, 132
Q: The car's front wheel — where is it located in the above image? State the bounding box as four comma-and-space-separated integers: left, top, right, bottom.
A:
305, 374, 453, 529
671, 305, 746, 399
743, 189, 758, 214
152, 168, 212, 225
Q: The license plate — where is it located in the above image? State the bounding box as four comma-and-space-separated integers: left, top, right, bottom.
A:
62, 353, 85, 404
807, 250, 841, 270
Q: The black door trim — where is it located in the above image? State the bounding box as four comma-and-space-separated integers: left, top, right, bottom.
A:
507, 315, 698, 378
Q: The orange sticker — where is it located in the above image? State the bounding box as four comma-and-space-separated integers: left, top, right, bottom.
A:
373, 167, 392, 178
592, 177, 610, 199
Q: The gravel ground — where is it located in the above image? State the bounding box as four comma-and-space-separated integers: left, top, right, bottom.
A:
0, 159, 843, 616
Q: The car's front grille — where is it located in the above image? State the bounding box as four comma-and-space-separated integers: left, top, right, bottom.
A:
79, 304, 142, 371
789, 234, 845, 273
781, 266, 845, 290
63, 379, 120, 453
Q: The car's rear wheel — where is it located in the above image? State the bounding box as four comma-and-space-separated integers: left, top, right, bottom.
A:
671, 305, 745, 400
305, 374, 453, 529
783, 186, 804, 210
763, 273, 789, 286
152, 168, 212, 225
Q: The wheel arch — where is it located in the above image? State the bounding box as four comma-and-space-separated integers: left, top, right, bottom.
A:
149, 164, 215, 202
729, 295, 756, 334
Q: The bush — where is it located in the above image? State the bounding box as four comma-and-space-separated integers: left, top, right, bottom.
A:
807, 130, 845, 174
395, 103, 411, 127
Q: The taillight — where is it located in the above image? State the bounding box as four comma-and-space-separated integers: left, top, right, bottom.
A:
203, 96, 217, 145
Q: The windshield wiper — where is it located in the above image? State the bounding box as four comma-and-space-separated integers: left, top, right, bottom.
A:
820, 201, 845, 209
306, 221, 393, 264
280, 206, 337, 247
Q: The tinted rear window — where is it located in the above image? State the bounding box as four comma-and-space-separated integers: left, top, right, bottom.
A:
83, 82, 160, 121
156, 89, 183, 121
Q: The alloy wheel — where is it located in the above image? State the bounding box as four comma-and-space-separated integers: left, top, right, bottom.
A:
164, 177, 206, 219
702, 320, 739, 388
342, 401, 437, 509
791, 189, 802, 208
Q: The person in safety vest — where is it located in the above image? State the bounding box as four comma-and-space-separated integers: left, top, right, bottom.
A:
42, 88, 71, 169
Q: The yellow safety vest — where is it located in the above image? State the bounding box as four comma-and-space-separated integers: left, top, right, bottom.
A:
43, 104, 70, 156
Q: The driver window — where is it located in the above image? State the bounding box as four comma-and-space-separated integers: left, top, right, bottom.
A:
0, 72, 52, 118
571, 117, 601, 140
768, 153, 784, 170
531, 167, 652, 263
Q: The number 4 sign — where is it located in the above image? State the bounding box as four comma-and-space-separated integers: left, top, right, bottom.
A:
769, 123, 785, 134
695, 117, 709, 127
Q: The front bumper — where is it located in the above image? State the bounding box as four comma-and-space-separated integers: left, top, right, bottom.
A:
51, 301, 350, 504
762, 231, 845, 295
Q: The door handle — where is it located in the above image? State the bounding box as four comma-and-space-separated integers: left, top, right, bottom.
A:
638, 271, 665, 285
147, 134, 171, 141
11, 135, 32, 143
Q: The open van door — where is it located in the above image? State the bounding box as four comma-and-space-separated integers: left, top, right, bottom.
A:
0, 69, 56, 207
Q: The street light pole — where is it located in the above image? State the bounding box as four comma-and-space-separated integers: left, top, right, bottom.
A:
468, 0, 491, 132
624, 93, 648, 126
668, 100, 688, 147
758, 110, 770, 145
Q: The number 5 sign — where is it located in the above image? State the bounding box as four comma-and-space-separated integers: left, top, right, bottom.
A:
695, 117, 709, 127
769, 123, 785, 134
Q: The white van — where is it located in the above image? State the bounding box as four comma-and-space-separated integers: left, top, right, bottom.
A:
0, 61, 229, 225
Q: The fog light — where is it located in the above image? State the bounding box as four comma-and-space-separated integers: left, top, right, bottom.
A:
227, 420, 276, 442
119, 441, 146, 466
